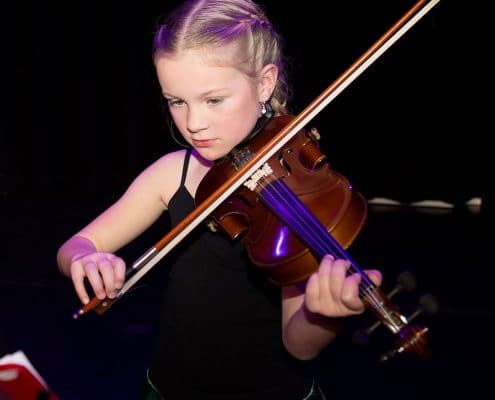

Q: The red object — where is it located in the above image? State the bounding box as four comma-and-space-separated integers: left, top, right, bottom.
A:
0, 363, 58, 400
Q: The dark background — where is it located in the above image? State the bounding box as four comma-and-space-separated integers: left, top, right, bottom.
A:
1, 1, 492, 399
3, 0, 489, 205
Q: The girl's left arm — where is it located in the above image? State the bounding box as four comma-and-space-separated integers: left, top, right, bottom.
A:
281, 255, 381, 360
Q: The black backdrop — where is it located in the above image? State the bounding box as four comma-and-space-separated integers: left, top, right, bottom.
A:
3, 0, 489, 207
1, 2, 492, 398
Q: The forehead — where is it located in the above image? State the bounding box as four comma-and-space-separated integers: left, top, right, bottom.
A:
155, 48, 253, 96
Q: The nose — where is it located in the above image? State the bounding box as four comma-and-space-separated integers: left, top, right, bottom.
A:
186, 106, 208, 134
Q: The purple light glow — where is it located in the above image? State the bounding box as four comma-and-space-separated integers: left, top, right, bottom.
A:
274, 226, 289, 257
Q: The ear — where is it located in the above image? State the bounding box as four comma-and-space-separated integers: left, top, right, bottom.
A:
257, 64, 278, 102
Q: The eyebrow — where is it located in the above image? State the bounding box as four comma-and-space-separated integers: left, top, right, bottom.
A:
162, 88, 227, 99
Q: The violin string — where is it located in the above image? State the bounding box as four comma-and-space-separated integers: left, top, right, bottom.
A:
257, 176, 384, 309
270, 179, 385, 309
260, 178, 384, 312
265, 178, 360, 270
258, 179, 334, 258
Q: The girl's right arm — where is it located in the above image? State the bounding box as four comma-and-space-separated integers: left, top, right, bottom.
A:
56, 150, 187, 304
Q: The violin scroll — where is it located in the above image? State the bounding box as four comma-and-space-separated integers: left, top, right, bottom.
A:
353, 271, 439, 361
380, 324, 430, 362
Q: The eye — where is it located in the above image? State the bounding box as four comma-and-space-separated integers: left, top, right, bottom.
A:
167, 98, 185, 107
207, 97, 223, 105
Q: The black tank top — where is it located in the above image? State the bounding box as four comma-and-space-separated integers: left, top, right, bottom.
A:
149, 149, 311, 399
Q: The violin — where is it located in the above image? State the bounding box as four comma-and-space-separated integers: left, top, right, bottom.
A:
196, 114, 366, 287
72, 0, 440, 361
196, 114, 430, 361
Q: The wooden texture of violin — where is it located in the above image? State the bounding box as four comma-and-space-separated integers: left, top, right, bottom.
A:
196, 115, 367, 286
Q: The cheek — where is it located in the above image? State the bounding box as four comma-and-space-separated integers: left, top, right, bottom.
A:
226, 100, 259, 134
224, 114, 257, 144
169, 109, 187, 131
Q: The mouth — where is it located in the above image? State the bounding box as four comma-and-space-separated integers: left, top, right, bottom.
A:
192, 138, 216, 148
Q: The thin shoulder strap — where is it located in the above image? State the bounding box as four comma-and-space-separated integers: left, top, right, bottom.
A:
180, 148, 193, 187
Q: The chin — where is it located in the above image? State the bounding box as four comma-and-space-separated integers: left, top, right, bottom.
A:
196, 147, 230, 162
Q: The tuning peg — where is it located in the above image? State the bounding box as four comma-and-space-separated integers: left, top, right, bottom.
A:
388, 270, 417, 297
406, 293, 439, 322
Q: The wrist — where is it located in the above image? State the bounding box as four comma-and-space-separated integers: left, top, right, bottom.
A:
57, 236, 97, 276
302, 302, 343, 330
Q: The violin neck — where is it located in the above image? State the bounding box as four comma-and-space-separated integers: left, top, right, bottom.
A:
257, 176, 408, 334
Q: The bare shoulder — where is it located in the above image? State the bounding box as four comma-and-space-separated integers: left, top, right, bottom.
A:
135, 149, 211, 203
131, 149, 189, 206
150, 149, 188, 171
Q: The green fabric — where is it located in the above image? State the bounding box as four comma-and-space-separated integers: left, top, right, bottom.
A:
303, 381, 327, 399
138, 370, 164, 400
140, 376, 326, 400
141, 388, 162, 400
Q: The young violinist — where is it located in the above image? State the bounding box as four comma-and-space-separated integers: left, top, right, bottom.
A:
56, 0, 382, 398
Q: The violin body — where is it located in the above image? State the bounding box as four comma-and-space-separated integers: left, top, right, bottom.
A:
196, 115, 367, 286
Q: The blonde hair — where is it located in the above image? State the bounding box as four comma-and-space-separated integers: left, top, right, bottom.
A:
153, 0, 289, 115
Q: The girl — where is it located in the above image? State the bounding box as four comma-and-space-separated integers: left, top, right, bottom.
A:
57, 0, 381, 398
